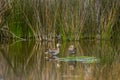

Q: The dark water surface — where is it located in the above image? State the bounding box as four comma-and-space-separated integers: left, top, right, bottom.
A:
0, 40, 120, 80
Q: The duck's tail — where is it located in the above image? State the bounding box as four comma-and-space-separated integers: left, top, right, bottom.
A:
45, 51, 49, 54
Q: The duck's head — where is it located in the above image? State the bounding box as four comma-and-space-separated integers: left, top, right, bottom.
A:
69, 45, 74, 50
56, 43, 61, 48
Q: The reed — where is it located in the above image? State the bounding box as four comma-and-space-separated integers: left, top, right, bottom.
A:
2, 0, 120, 41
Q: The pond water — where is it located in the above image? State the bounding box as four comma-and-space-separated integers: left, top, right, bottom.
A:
0, 40, 120, 80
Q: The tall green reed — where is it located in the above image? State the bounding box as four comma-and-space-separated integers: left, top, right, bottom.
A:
4, 0, 120, 41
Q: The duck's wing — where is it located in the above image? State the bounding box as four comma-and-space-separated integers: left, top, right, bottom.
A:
49, 49, 56, 53
69, 48, 76, 54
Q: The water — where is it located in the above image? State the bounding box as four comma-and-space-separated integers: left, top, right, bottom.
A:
0, 40, 120, 80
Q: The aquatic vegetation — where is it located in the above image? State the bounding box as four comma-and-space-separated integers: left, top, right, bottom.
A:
58, 56, 99, 63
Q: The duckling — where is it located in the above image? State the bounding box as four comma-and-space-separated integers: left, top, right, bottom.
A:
68, 45, 76, 55
45, 43, 60, 56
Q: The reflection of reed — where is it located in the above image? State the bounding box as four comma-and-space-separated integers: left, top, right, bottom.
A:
0, 43, 9, 80
0, 41, 120, 80
0, 41, 36, 79
24, 42, 40, 70
93, 62, 120, 80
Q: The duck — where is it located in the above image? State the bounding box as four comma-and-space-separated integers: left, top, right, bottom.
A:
45, 43, 60, 56
56, 34, 61, 41
68, 45, 76, 55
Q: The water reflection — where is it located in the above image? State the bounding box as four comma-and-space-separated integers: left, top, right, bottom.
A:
0, 40, 120, 80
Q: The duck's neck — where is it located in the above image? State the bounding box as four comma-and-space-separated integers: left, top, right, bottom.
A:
56, 47, 60, 53
57, 47, 59, 50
